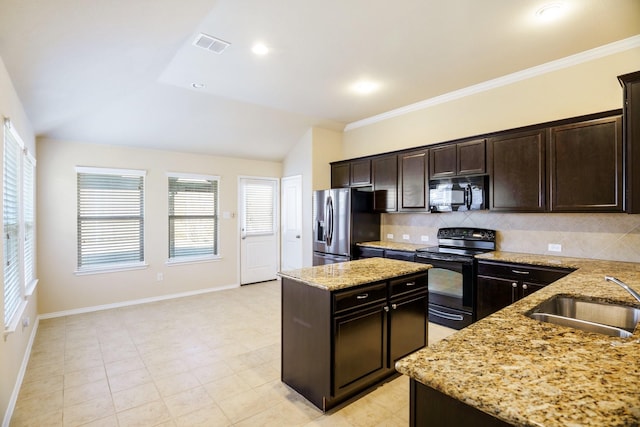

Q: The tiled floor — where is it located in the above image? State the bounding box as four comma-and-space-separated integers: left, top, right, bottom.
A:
11, 280, 456, 426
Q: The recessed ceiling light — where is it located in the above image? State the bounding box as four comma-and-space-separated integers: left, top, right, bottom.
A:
351, 80, 380, 95
191, 83, 206, 89
535, 2, 565, 20
252, 43, 269, 56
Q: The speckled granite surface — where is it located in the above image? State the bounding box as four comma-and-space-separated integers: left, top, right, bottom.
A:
278, 257, 430, 291
357, 241, 431, 252
396, 251, 640, 427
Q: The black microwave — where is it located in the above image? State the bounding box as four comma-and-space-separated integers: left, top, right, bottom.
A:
429, 176, 487, 212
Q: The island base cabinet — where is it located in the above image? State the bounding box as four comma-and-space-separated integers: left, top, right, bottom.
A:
389, 292, 428, 362
410, 380, 511, 427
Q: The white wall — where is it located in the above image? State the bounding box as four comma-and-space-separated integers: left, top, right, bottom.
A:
0, 56, 38, 425
36, 138, 281, 315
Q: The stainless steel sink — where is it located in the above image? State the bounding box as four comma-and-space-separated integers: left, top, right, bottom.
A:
526, 295, 640, 338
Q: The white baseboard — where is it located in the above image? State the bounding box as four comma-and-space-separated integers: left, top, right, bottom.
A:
2, 317, 39, 427
39, 283, 239, 319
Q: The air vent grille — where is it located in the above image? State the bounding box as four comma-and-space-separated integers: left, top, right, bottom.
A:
193, 33, 230, 54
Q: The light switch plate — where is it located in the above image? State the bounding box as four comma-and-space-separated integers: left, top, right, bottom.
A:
548, 243, 562, 252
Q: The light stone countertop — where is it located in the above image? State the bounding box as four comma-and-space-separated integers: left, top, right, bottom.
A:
357, 241, 432, 252
277, 257, 431, 291
396, 250, 640, 427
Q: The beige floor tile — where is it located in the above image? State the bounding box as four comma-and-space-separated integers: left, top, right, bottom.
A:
13, 390, 63, 422
145, 357, 191, 379
107, 367, 153, 393
10, 408, 63, 427
22, 360, 65, 384
190, 360, 233, 384
63, 378, 111, 407
112, 382, 161, 412
173, 403, 231, 427
104, 355, 145, 378
163, 386, 215, 418
116, 400, 172, 427
78, 414, 119, 427
63, 366, 107, 389
62, 395, 114, 427
235, 364, 280, 388
215, 388, 276, 423
17, 375, 64, 400
201, 373, 252, 402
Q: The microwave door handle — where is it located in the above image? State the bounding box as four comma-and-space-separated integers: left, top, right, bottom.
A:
467, 184, 473, 209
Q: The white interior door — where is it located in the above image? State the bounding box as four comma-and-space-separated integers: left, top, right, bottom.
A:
239, 177, 279, 285
281, 175, 302, 271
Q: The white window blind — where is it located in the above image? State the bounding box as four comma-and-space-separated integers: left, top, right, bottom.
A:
23, 155, 36, 290
3, 120, 21, 327
243, 180, 275, 236
168, 175, 219, 260
77, 168, 145, 271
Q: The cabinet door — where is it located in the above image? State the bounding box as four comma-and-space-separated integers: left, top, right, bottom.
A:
389, 293, 428, 364
356, 246, 384, 259
331, 163, 350, 188
457, 139, 486, 176
618, 72, 640, 213
398, 150, 428, 211
350, 159, 372, 187
476, 275, 516, 320
521, 282, 545, 299
549, 116, 623, 212
429, 145, 457, 179
372, 154, 398, 212
487, 129, 546, 212
333, 304, 388, 395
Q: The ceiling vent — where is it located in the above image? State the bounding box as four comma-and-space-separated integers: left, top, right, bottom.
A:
193, 33, 230, 54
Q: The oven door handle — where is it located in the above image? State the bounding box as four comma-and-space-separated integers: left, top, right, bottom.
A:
429, 307, 464, 321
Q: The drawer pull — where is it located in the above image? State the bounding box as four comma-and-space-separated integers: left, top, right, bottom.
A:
356, 294, 369, 300
512, 269, 530, 275
405, 281, 417, 287
384, 306, 390, 312
512, 282, 518, 288
391, 304, 398, 310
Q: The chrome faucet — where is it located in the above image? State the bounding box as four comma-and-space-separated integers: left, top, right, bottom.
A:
604, 276, 640, 303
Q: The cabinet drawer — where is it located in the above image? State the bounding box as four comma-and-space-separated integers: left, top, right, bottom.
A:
358, 247, 384, 259
477, 261, 573, 285
390, 274, 428, 297
385, 250, 416, 262
334, 283, 387, 314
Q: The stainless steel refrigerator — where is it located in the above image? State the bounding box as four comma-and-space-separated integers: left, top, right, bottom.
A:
312, 188, 380, 265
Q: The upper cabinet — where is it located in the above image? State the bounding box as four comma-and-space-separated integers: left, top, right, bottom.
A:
618, 71, 640, 214
398, 149, 429, 212
331, 159, 371, 188
430, 139, 485, 179
548, 116, 623, 212
372, 154, 398, 212
487, 129, 546, 212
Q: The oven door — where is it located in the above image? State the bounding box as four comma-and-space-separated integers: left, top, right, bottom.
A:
419, 257, 475, 329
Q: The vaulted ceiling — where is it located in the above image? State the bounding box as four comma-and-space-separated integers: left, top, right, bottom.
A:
0, 0, 638, 161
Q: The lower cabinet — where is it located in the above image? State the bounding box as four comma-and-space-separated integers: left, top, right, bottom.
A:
476, 261, 574, 320
281, 273, 428, 411
355, 246, 416, 262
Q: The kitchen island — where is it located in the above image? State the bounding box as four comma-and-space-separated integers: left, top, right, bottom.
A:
396, 251, 640, 426
278, 258, 431, 411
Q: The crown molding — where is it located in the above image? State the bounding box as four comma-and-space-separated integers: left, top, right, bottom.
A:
345, 35, 640, 132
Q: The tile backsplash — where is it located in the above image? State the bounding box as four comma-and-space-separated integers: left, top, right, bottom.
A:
382, 212, 640, 263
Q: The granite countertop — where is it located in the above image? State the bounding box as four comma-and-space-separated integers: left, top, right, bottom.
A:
396, 250, 640, 426
278, 257, 431, 291
357, 241, 431, 252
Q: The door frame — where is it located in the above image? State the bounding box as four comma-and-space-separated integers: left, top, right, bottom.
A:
237, 175, 280, 285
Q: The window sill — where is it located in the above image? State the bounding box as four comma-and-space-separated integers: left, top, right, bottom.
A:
74, 262, 149, 276
166, 255, 222, 266
25, 279, 39, 297
3, 300, 28, 339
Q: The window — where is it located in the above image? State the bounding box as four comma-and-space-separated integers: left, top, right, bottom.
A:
76, 167, 145, 273
242, 179, 276, 236
3, 118, 36, 332
168, 174, 219, 261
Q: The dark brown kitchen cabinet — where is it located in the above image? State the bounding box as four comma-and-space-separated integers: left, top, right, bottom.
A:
549, 116, 623, 212
618, 71, 640, 214
398, 149, 429, 211
476, 261, 574, 320
330, 159, 372, 188
372, 154, 398, 212
355, 246, 416, 261
487, 129, 546, 212
430, 139, 485, 179
281, 272, 428, 411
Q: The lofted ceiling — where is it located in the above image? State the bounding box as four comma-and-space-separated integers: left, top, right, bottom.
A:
0, 0, 639, 161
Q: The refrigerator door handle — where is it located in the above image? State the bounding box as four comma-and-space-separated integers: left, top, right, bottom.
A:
327, 196, 334, 246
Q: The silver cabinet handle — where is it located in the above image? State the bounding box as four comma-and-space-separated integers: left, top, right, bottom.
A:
512, 269, 530, 275
356, 294, 368, 300
384, 306, 390, 312
391, 304, 398, 310
522, 284, 528, 290
405, 282, 416, 287
512, 282, 518, 288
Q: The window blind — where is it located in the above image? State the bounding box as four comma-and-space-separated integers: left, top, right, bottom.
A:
77, 169, 145, 270
168, 175, 218, 259
243, 180, 275, 235
3, 121, 21, 326
23, 155, 36, 288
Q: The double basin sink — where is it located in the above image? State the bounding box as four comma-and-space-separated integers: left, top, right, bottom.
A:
526, 295, 640, 338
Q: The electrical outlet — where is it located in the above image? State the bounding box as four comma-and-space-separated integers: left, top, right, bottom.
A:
402, 234, 410, 240
548, 243, 562, 252
157, 272, 164, 281
420, 235, 429, 242
22, 317, 29, 328
386, 233, 394, 239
